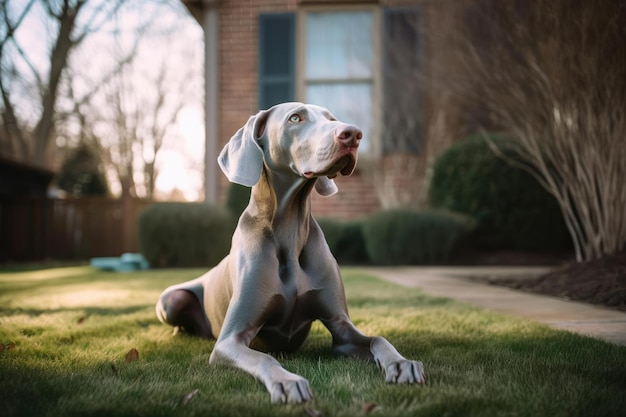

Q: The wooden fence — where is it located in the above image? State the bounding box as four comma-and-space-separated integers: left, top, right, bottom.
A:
0, 197, 150, 262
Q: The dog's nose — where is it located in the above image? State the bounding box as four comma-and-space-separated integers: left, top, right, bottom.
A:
335, 125, 362, 148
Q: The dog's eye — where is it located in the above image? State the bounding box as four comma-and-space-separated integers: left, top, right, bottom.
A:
289, 114, 302, 123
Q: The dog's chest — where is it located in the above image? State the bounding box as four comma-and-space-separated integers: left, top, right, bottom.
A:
267, 272, 318, 328
254, 267, 320, 348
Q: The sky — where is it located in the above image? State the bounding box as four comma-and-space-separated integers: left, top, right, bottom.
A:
13, 0, 206, 201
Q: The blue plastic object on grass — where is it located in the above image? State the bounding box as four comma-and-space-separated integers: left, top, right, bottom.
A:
90, 253, 149, 272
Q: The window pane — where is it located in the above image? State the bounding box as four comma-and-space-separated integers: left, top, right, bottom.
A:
259, 14, 295, 109
305, 12, 374, 80
260, 14, 294, 77
306, 83, 372, 153
262, 82, 292, 109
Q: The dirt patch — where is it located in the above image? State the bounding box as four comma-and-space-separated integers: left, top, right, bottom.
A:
470, 251, 626, 311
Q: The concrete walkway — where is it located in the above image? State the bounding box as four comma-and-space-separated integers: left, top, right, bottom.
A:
363, 266, 626, 346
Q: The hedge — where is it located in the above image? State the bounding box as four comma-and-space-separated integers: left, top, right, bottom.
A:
429, 133, 572, 253
361, 209, 475, 265
137, 203, 236, 267
137, 203, 473, 267
316, 217, 369, 265
226, 183, 251, 219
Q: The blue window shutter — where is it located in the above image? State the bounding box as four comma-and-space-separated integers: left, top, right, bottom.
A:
258, 13, 295, 109
383, 8, 423, 154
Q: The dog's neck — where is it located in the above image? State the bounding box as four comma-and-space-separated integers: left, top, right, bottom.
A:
245, 168, 315, 241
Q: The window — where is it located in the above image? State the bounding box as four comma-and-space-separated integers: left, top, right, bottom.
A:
259, 8, 421, 157
298, 9, 380, 155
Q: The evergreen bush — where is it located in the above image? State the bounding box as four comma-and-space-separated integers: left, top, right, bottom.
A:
137, 203, 236, 267
429, 134, 572, 252
226, 183, 251, 219
361, 209, 474, 265
57, 144, 108, 196
317, 218, 369, 264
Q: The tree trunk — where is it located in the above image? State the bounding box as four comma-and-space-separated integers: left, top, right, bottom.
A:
33, 1, 82, 165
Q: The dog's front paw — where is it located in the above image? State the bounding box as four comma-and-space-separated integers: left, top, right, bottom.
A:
384, 360, 425, 384
269, 373, 313, 404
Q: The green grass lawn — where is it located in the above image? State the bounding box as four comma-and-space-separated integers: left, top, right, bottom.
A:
0, 266, 624, 417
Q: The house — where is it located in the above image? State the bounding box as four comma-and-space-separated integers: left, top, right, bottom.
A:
181, 0, 464, 219
0, 156, 55, 262
0, 156, 55, 199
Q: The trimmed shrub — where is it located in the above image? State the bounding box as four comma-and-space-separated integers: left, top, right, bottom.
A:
361, 209, 474, 265
317, 217, 369, 265
57, 144, 108, 196
429, 134, 572, 253
226, 183, 251, 219
137, 203, 236, 267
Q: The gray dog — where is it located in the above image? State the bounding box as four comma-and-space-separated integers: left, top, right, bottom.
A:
156, 102, 425, 404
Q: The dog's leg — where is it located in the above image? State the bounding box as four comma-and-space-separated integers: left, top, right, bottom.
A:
157, 289, 213, 338
323, 314, 426, 384
208, 284, 314, 404
210, 332, 313, 404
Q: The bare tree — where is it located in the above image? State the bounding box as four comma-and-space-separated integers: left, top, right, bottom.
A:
67, 3, 201, 199
450, 0, 626, 261
0, 0, 123, 166
0, 0, 35, 158
99, 59, 191, 198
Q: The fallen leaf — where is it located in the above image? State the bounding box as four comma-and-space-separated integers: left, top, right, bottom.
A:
362, 402, 378, 414
304, 406, 324, 417
125, 348, 139, 363
181, 389, 200, 405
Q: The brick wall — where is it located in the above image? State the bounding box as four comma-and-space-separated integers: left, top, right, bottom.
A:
311, 171, 380, 219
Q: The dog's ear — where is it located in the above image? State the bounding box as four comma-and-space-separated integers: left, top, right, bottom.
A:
315, 176, 338, 196
218, 110, 269, 187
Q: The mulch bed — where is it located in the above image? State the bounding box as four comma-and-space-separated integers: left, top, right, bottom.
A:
474, 251, 626, 311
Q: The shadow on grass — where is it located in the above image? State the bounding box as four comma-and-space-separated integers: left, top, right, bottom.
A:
0, 272, 171, 293
347, 293, 454, 309
0, 305, 150, 318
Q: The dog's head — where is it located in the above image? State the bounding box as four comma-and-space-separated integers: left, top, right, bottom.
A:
218, 102, 362, 196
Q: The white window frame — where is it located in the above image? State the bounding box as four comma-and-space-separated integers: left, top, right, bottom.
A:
296, 5, 382, 159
